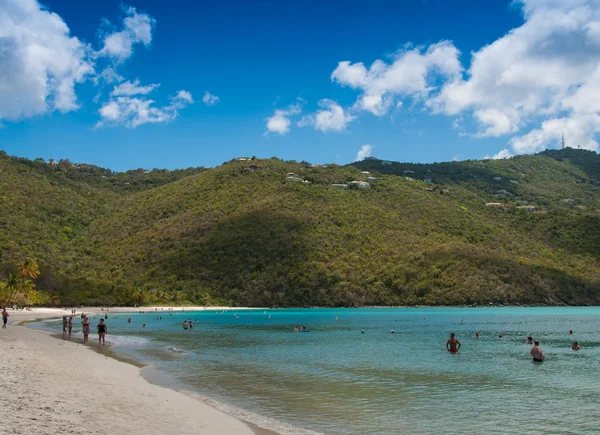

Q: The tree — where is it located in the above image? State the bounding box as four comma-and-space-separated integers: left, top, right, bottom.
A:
17, 258, 40, 281
4, 274, 20, 307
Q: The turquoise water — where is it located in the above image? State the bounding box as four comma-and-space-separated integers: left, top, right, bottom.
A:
32, 308, 600, 434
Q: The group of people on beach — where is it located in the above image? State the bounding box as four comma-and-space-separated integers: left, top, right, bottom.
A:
61, 313, 107, 346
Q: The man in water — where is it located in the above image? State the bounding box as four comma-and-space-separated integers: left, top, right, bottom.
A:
530, 340, 544, 362
572, 342, 581, 351
525, 336, 533, 344
446, 333, 461, 353
475, 332, 480, 339
183, 320, 188, 330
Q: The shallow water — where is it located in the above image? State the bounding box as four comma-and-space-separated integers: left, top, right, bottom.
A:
31, 308, 600, 434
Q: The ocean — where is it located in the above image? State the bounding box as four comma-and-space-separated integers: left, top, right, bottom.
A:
30, 307, 600, 434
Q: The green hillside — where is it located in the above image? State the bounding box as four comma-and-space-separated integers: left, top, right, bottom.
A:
1, 149, 600, 307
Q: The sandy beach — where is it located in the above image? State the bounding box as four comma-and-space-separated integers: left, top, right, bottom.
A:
1, 308, 258, 435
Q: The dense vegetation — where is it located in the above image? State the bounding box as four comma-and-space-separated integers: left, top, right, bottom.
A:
1, 148, 600, 307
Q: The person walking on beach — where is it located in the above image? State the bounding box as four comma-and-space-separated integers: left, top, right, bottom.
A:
81, 315, 90, 344
446, 333, 461, 354
68, 316, 73, 336
97, 319, 107, 345
530, 341, 544, 362
2, 308, 8, 328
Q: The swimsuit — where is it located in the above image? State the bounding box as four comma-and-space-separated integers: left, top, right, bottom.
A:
98, 325, 106, 333
533, 358, 543, 362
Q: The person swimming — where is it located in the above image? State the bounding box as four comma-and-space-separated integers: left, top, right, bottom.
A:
569, 330, 574, 335
127, 317, 132, 323
530, 340, 544, 362
475, 332, 480, 339
498, 334, 503, 340
572, 342, 581, 351
361, 330, 365, 334
390, 330, 395, 334
446, 333, 461, 354
525, 336, 533, 344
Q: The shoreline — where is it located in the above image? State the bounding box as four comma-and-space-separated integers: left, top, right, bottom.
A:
4, 308, 274, 435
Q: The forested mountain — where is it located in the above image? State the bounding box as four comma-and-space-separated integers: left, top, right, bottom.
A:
1, 148, 600, 307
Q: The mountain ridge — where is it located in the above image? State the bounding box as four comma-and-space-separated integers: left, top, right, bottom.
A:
1, 148, 599, 306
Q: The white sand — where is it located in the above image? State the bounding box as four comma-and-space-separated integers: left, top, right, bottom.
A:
1, 308, 257, 435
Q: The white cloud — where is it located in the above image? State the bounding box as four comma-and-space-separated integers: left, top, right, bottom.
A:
265, 100, 303, 135
484, 149, 513, 160
356, 144, 373, 161
97, 6, 155, 62
202, 91, 220, 106
299, 99, 356, 132
110, 79, 159, 96
174, 90, 194, 104
97, 88, 193, 128
331, 42, 462, 116
97, 67, 124, 84
430, 0, 600, 151
0, 0, 94, 121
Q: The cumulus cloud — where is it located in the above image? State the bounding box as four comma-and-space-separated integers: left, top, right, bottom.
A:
202, 91, 220, 106
0, 0, 94, 121
331, 42, 462, 116
265, 100, 303, 135
96, 88, 193, 128
97, 67, 124, 85
429, 0, 600, 151
326, 0, 600, 154
356, 144, 373, 161
299, 99, 356, 132
97, 6, 155, 62
110, 79, 159, 96
484, 149, 513, 160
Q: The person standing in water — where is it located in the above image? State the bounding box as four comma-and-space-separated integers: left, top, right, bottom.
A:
67, 316, 73, 336
182, 320, 188, 330
530, 340, 544, 362
446, 333, 461, 354
62, 316, 68, 337
81, 315, 90, 344
572, 342, 581, 351
97, 319, 107, 345
188, 320, 193, 330
2, 308, 8, 328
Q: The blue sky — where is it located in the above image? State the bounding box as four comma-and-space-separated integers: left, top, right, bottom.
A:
1, 0, 599, 171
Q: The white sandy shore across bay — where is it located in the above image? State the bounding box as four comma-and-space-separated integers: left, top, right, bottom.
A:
1, 307, 271, 435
